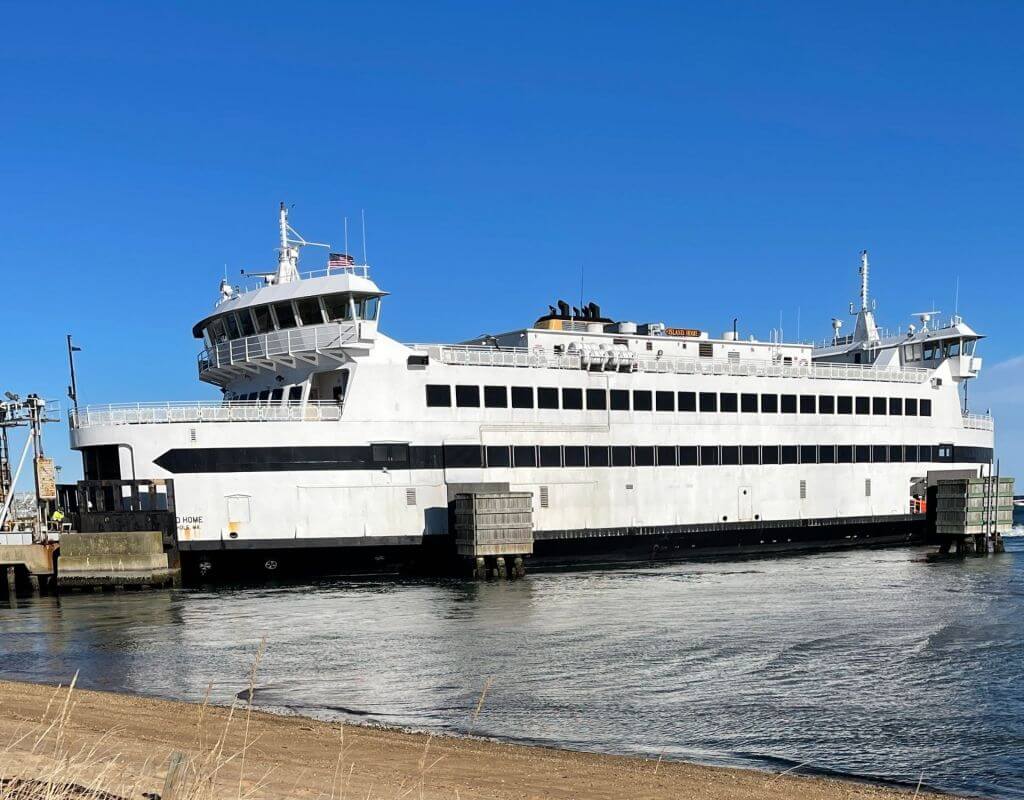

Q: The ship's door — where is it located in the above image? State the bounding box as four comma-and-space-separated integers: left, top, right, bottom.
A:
738, 486, 753, 521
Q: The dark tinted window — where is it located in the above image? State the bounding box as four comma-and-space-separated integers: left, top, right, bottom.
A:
679, 446, 698, 466
288, 386, 303, 402
819, 445, 836, 463
856, 445, 871, 463
253, 305, 273, 333
295, 297, 323, 326
800, 395, 816, 414
919, 445, 932, 461
564, 446, 586, 467
372, 443, 409, 464
562, 388, 583, 410
721, 446, 739, 465
486, 446, 510, 467
273, 302, 297, 329
587, 446, 609, 467
819, 395, 835, 414
699, 392, 717, 412
890, 444, 904, 462
656, 391, 675, 411
781, 394, 797, 414
586, 389, 607, 410
634, 446, 655, 467
537, 387, 559, 409
741, 393, 758, 412
762, 445, 780, 464
837, 396, 853, 415
426, 385, 451, 407
889, 397, 903, 416
538, 446, 561, 467
720, 393, 738, 412
657, 446, 677, 466
270, 387, 283, 402
780, 445, 798, 464
905, 444, 919, 462
611, 446, 631, 467
837, 445, 853, 463
678, 391, 696, 412
633, 390, 653, 411
920, 399, 932, 416
484, 386, 508, 408
237, 310, 256, 337
905, 398, 918, 416
700, 446, 719, 466
511, 386, 534, 408
761, 394, 778, 413
873, 397, 887, 415
855, 396, 870, 415
800, 445, 817, 464
610, 390, 630, 410
872, 445, 888, 463
455, 385, 480, 407
513, 446, 537, 467
742, 446, 760, 465
444, 445, 482, 468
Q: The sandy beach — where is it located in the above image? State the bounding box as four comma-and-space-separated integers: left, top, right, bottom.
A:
0, 679, 965, 800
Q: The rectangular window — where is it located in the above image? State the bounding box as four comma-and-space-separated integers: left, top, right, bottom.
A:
656, 446, 677, 466
444, 445, 482, 468
564, 446, 586, 467
780, 445, 798, 464
295, 297, 324, 326
610, 390, 630, 410
890, 444, 904, 462
699, 392, 717, 412
721, 446, 739, 465
920, 399, 932, 417
905, 398, 918, 416
288, 386, 303, 402
855, 396, 870, 415
537, 387, 559, 409
761, 394, 778, 413
855, 445, 871, 463
586, 389, 607, 410
872, 445, 888, 463
819, 395, 835, 414
800, 395, 816, 414
889, 397, 903, 416
678, 391, 696, 412
720, 392, 738, 412
919, 445, 932, 462
656, 391, 675, 412
486, 446, 511, 467
323, 293, 353, 321
679, 446, 698, 466
741, 445, 760, 465
270, 387, 284, 402
455, 385, 480, 407
937, 444, 953, 462
837, 396, 853, 415
904, 444, 919, 462
538, 446, 561, 467
873, 397, 887, 415
819, 445, 836, 463
630, 446, 655, 465
273, 302, 297, 329
611, 446, 632, 467
762, 445, 780, 465
837, 445, 853, 463
699, 446, 719, 466
224, 313, 241, 339
513, 446, 537, 467
781, 394, 797, 414
741, 393, 758, 413
587, 446, 609, 467
252, 305, 273, 333
511, 386, 534, 408
237, 310, 256, 337
633, 390, 653, 411
484, 386, 508, 408
258, 389, 270, 402
562, 388, 583, 410
800, 445, 817, 464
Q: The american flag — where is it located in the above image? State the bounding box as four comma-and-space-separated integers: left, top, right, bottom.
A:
328, 252, 355, 269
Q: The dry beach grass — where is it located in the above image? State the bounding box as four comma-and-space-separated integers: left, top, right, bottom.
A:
0, 676, 967, 800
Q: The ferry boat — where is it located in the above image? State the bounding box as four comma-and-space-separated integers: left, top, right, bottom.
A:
68, 204, 996, 577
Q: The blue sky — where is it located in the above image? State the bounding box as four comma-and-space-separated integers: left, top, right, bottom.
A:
1, 1, 1021, 483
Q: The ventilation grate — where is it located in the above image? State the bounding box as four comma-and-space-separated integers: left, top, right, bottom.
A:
799, 479, 807, 499
698, 342, 714, 358
406, 488, 416, 506
865, 479, 871, 497
189, 428, 197, 443
539, 486, 549, 508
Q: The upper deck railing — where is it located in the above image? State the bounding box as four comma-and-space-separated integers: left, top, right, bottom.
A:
226, 266, 372, 299
70, 401, 343, 429
198, 321, 360, 376
412, 344, 931, 384
962, 412, 995, 431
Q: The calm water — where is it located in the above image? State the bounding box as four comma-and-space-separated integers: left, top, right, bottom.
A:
3, 528, 1024, 798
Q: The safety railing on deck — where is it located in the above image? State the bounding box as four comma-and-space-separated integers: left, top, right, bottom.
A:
198, 322, 360, 376
962, 412, 995, 431
411, 344, 931, 384
70, 401, 344, 429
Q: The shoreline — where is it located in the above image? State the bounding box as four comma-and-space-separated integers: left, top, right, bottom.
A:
0, 679, 968, 800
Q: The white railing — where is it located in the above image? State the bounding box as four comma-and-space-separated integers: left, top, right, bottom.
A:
70, 401, 344, 429
962, 412, 995, 431
226, 266, 372, 298
414, 345, 931, 384
199, 321, 359, 375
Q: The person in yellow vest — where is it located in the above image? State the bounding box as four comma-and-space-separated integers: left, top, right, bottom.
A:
50, 509, 65, 529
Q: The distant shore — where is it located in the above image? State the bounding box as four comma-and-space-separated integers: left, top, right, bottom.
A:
0, 679, 964, 800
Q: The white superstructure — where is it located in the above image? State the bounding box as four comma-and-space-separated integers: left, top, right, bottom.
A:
68, 207, 995, 575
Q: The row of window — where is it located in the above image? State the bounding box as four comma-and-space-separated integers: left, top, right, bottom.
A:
232, 386, 305, 403
903, 338, 976, 363
425, 385, 932, 417
203, 292, 380, 346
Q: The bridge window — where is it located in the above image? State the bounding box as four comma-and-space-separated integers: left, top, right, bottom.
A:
719, 393, 738, 412
656, 391, 675, 411
761, 446, 779, 464
237, 310, 256, 337
856, 445, 870, 462
208, 319, 228, 344
872, 445, 888, 462
889, 397, 903, 416
780, 394, 797, 414
905, 398, 918, 416
586, 389, 607, 410
800, 395, 816, 414
253, 305, 273, 333
699, 392, 717, 412
837, 396, 853, 415
741, 393, 758, 412
486, 446, 510, 468
780, 446, 798, 464
761, 394, 778, 413
819, 395, 835, 414
800, 445, 817, 464
538, 387, 559, 409
513, 446, 537, 468
837, 445, 853, 463
920, 399, 932, 416
270, 388, 284, 403
873, 397, 887, 415
588, 446, 610, 467
721, 446, 739, 465
273, 302, 297, 329
700, 446, 719, 466
657, 446, 677, 466
611, 446, 631, 467
855, 396, 870, 415
224, 313, 241, 339
564, 446, 586, 467
945, 340, 960, 357
295, 297, 324, 326
819, 445, 836, 463
678, 391, 696, 412
323, 293, 354, 321
288, 386, 303, 402
634, 446, 655, 467
679, 446, 698, 466
539, 446, 562, 467
742, 446, 760, 465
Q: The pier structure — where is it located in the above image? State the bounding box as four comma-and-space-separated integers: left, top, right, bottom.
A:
932, 470, 1014, 558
